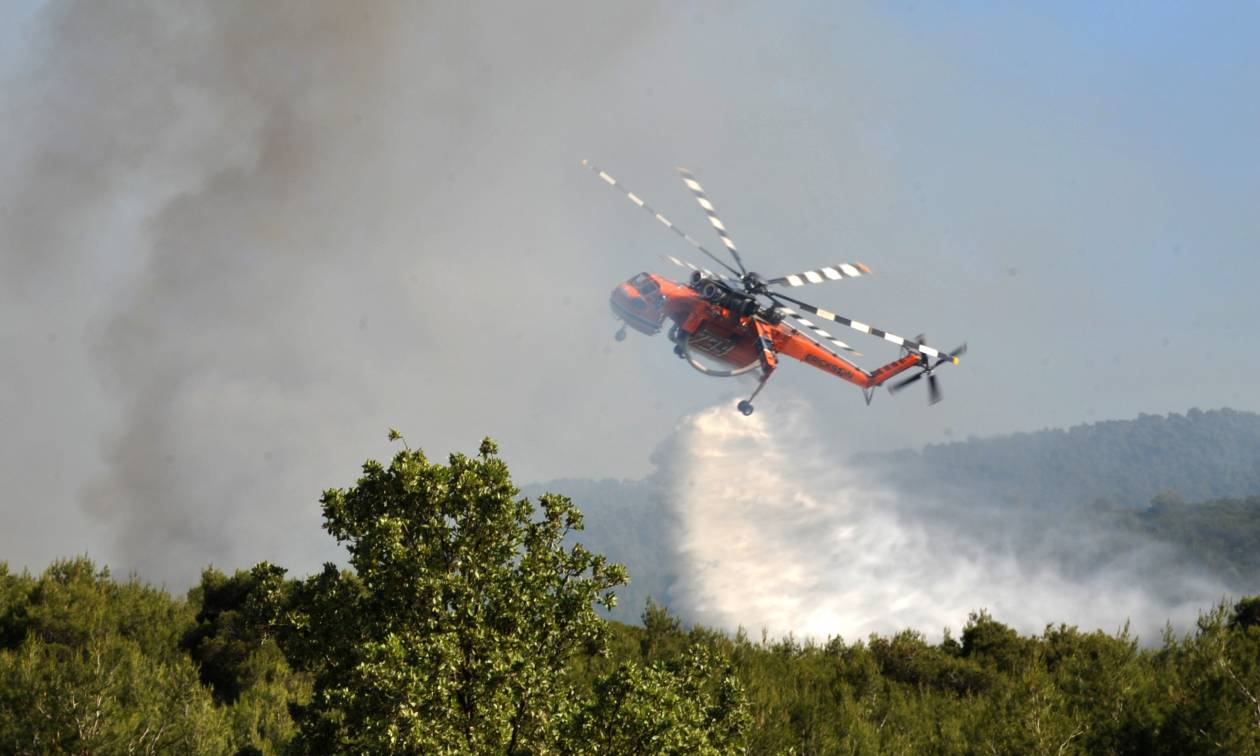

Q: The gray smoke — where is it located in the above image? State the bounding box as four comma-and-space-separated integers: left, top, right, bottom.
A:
2, 1, 671, 584
660, 397, 1231, 641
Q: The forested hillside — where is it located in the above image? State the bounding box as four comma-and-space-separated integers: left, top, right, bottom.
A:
1116, 495, 1260, 585
860, 407, 1260, 510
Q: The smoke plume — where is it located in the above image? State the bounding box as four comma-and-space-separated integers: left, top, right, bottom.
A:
2, 1, 666, 585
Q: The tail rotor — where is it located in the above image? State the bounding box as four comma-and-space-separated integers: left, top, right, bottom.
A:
887, 340, 967, 405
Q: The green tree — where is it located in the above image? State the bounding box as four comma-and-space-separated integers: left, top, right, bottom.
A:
568, 645, 750, 754
182, 563, 294, 705
280, 437, 630, 753
1156, 600, 1260, 754
0, 559, 229, 754
962, 610, 1029, 674
181, 563, 310, 755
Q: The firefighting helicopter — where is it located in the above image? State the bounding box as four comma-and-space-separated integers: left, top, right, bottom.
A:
584, 160, 966, 416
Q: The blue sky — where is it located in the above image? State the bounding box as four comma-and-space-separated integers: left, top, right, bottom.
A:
598, 2, 1260, 434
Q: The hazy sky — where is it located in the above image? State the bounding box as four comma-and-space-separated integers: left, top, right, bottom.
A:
2, 2, 1258, 587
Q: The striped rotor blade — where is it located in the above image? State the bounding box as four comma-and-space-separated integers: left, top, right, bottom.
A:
774, 307, 862, 356
581, 160, 741, 277
767, 262, 871, 288
660, 254, 722, 280
774, 292, 960, 364
676, 167, 747, 275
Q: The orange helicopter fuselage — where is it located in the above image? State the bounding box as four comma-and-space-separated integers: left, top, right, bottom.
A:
610, 272, 921, 390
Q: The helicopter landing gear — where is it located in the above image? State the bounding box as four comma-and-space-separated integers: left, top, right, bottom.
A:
736, 375, 771, 417
674, 343, 686, 358
615, 326, 627, 342
735, 323, 777, 417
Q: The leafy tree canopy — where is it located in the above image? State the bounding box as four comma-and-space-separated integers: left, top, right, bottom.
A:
276, 435, 648, 753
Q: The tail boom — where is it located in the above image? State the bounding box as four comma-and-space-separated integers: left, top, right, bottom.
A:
774, 327, 923, 390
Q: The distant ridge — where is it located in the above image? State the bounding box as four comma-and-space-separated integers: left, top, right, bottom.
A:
857, 407, 1260, 510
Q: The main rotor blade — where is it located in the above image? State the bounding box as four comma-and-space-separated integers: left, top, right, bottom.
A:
773, 306, 862, 355
660, 254, 725, 280
767, 262, 870, 288
582, 160, 742, 277
772, 291, 961, 364
676, 167, 747, 276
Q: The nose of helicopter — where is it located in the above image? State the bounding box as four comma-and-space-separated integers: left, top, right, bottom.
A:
609, 282, 662, 335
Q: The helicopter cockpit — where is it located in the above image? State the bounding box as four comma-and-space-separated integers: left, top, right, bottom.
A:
610, 271, 668, 335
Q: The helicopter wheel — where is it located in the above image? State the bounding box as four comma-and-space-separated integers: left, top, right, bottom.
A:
674, 344, 686, 358
737, 400, 754, 416
615, 327, 627, 342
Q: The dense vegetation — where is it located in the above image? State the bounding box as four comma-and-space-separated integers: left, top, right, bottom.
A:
5, 559, 1260, 753
3, 429, 1260, 753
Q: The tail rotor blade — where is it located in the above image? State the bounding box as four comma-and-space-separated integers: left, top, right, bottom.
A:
928, 373, 942, 405
888, 371, 924, 393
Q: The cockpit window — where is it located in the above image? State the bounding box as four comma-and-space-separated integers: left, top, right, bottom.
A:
630, 272, 660, 294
